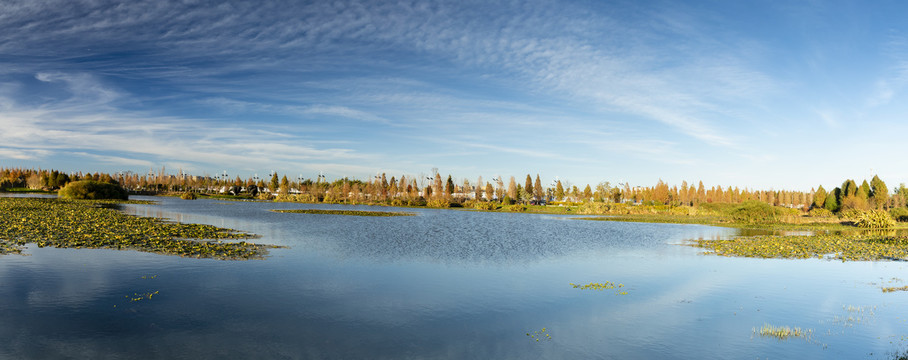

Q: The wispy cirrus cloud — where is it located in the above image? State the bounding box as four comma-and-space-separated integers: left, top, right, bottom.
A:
9, 0, 896, 189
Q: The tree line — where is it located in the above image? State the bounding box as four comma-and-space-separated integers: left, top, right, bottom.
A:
3, 166, 907, 212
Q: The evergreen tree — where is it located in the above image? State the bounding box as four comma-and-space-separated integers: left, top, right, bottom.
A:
858, 180, 871, 200
280, 175, 290, 194
525, 175, 533, 199
813, 186, 827, 209
270, 173, 279, 191
583, 184, 593, 202
841, 179, 858, 198
870, 175, 889, 209
825, 188, 840, 212
445, 175, 455, 198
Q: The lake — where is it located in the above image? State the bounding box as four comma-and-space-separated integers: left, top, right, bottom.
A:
1, 196, 907, 359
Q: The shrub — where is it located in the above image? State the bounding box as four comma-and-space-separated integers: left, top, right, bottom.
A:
670, 206, 696, 216
576, 202, 610, 215
426, 199, 450, 208
58, 180, 128, 200
890, 207, 908, 222
501, 196, 513, 205
180, 192, 197, 200
473, 201, 498, 210
0, 179, 11, 191
808, 208, 834, 218
839, 208, 864, 221
273, 194, 316, 202
509, 204, 527, 212
840, 195, 870, 211
728, 201, 780, 224
855, 210, 895, 229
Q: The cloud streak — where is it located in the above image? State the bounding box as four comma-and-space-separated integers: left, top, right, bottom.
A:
4, 1, 907, 189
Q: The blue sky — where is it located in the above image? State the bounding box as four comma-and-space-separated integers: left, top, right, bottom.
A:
2, 0, 908, 191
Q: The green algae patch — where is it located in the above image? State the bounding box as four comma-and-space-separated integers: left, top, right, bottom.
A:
272, 209, 415, 217
0, 197, 278, 260
689, 234, 908, 261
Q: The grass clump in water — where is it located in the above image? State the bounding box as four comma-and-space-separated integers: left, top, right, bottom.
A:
883, 286, 908, 293
570, 282, 628, 295
755, 324, 812, 340
272, 209, 414, 217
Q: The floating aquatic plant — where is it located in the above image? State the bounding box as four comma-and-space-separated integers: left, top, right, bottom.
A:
0, 197, 280, 260
570, 282, 628, 295
128, 291, 159, 302
883, 286, 908, 293
755, 324, 813, 341
526, 327, 551, 342
689, 234, 908, 262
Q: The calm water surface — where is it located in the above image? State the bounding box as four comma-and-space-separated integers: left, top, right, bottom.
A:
2, 196, 907, 359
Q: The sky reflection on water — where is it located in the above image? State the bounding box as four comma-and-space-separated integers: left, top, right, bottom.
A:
1, 196, 907, 359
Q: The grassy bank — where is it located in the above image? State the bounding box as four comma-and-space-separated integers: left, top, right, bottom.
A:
0, 197, 279, 260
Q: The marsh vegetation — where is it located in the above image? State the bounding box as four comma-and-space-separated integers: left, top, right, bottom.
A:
0, 197, 277, 259
755, 324, 813, 341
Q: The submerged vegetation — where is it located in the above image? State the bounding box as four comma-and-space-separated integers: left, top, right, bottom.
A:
0, 197, 278, 259
272, 209, 415, 217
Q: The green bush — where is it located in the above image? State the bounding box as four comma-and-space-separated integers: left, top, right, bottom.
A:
58, 180, 128, 200
576, 202, 610, 215
427, 199, 450, 208
509, 204, 527, 212
808, 208, 834, 218
890, 207, 908, 222
728, 201, 780, 224
501, 196, 513, 205
180, 192, 197, 200
473, 201, 498, 210
839, 208, 864, 221
855, 210, 895, 229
